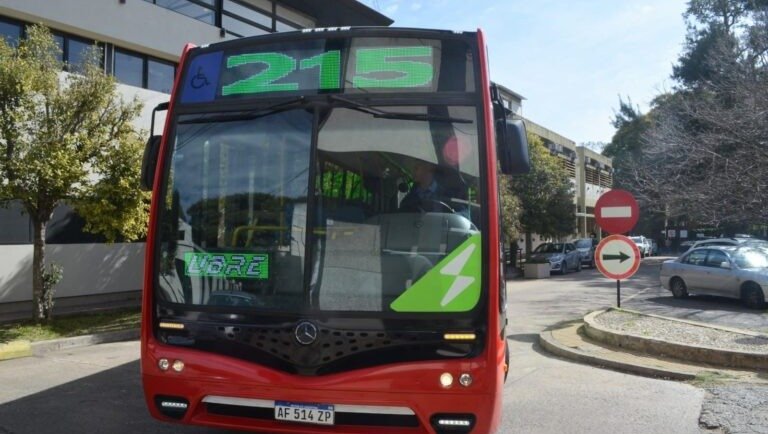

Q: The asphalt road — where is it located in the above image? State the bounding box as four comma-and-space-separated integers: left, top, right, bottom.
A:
2, 259, 751, 433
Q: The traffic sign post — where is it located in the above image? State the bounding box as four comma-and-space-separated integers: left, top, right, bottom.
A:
595, 234, 642, 308
595, 189, 639, 235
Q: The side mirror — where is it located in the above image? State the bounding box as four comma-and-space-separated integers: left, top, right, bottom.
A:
140, 135, 162, 191
720, 261, 731, 269
497, 119, 531, 175
140, 101, 169, 192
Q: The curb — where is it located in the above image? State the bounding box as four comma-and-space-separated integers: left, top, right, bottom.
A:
0, 340, 33, 361
538, 328, 695, 380
0, 329, 140, 361
584, 310, 768, 371
616, 308, 768, 338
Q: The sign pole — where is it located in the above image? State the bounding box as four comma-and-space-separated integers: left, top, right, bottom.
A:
616, 279, 621, 308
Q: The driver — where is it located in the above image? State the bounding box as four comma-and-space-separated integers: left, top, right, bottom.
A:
399, 160, 453, 212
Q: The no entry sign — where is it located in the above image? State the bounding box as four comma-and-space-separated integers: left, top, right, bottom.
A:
595, 189, 639, 234
595, 235, 642, 280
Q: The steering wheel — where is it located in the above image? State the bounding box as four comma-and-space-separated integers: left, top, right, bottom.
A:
418, 198, 455, 213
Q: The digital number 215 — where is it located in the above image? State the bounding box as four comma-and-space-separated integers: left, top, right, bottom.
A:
221, 47, 433, 95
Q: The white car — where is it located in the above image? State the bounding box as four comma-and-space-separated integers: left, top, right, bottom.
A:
687, 237, 768, 251
630, 236, 650, 258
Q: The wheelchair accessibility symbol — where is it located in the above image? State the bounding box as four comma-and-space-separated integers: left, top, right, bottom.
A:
190, 67, 210, 89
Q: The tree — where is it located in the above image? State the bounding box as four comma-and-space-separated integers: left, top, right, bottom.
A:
632, 0, 768, 227
508, 133, 576, 253
602, 97, 650, 191
0, 25, 149, 321
498, 173, 522, 260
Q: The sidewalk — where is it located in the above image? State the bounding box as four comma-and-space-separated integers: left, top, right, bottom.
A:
0, 329, 139, 361
539, 307, 768, 381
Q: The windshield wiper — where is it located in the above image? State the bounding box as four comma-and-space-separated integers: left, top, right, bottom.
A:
178, 97, 308, 124
328, 95, 473, 124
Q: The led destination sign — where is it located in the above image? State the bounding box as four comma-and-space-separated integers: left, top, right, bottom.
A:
184, 253, 269, 279
180, 37, 474, 103
222, 46, 432, 95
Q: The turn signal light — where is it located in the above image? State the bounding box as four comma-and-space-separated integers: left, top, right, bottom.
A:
443, 332, 476, 341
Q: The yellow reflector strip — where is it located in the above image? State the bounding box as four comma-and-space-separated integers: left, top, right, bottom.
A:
443, 333, 476, 341
159, 322, 185, 330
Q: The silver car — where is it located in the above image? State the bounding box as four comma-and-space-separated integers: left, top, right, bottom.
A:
573, 238, 597, 268
660, 246, 767, 309
529, 242, 581, 274
630, 236, 650, 258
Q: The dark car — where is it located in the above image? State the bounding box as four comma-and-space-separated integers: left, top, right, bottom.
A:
573, 238, 598, 268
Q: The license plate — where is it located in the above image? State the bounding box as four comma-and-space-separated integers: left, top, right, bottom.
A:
274, 401, 335, 426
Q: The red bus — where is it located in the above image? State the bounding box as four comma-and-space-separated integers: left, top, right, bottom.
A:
140, 26, 529, 434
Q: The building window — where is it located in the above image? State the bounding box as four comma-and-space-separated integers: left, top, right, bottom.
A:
147, 0, 216, 25
222, 0, 272, 36
142, 0, 316, 35
222, 15, 269, 37
114, 48, 144, 88
0, 201, 32, 245
147, 58, 176, 93
276, 4, 315, 29
113, 47, 177, 93
275, 19, 301, 32
65, 36, 102, 72
0, 16, 23, 47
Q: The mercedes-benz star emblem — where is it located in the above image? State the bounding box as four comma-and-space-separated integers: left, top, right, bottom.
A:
294, 321, 318, 346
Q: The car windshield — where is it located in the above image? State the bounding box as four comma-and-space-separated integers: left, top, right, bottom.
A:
574, 239, 593, 248
630, 237, 643, 243
732, 248, 768, 269
155, 105, 482, 315
534, 243, 563, 253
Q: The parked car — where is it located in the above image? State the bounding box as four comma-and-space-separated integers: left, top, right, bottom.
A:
649, 239, 659, 256
688, 237, 768, 251
630, 236, 650, 258
573, 238, 598, 268
529, 242, 581, 274
660, 245, 768, 309
679, 240, 696, 253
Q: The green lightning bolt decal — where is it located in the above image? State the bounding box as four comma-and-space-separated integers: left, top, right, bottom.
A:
390, 234, 481, 312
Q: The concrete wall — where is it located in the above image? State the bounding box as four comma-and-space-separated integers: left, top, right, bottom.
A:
0, 0, 234, 61
0, 243, 144, 303
0, 243, 144, 320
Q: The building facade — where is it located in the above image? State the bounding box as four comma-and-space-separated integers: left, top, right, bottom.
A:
0, 0, 391, 320
497, 85, 613, 251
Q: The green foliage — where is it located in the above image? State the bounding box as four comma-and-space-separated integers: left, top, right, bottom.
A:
498, 174, 521, 243
37, 263, 63, 321
508, 133, 575, 241
602, 97, 650, 191
0, 25, 149, 320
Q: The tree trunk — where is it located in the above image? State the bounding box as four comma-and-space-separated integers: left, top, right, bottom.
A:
524, 231, 533, 259
31, 217, 46, 322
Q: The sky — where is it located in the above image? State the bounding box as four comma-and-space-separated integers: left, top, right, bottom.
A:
358, 0, 689, 147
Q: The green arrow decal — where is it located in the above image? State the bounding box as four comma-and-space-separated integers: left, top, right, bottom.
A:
602, 251, 630, 263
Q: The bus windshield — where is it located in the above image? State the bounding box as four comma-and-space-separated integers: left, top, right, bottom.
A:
156, 104, 482, 315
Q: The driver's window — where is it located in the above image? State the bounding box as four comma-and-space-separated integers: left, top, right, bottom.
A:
683, 250, 707, 266
704, 250, 729, 268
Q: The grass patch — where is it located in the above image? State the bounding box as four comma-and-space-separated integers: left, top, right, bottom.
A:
690, 371, 736, 386
0, 308, 140, 343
